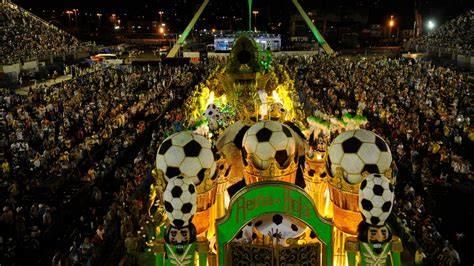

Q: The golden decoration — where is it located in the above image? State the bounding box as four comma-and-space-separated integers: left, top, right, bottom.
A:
243, 155, 298, 185
344, 236, 359, 252
332, 204, 362, 235
327, 166, 363, 194
151, 243, 165, 253
392, 236, 403, 252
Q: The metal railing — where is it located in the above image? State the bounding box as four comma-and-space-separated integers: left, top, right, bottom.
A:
0, 44, 97, 65
404, 42, 473, 57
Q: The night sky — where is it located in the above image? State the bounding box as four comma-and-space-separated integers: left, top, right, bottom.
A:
11, 0, 473, 30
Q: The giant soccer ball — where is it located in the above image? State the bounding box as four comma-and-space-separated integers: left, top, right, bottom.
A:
232, 222, 257, 244
269, 102, 287, 119
216, 120, 250, 155
164, 176, 197, 227
283, 121, 307, 159
253, 214, 306, 240
216, 121, 250, 185
202, 103, 220, 119
242, 121, 296, 170
327, 129, 392, 184
358, 173, 394, 226
156, 131, 216, 185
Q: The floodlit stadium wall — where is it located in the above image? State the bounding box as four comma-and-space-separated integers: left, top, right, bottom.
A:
214, 35, 281, 52
0, 60, 39, 84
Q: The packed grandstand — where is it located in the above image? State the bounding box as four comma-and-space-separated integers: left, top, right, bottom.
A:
406, 9, 474, 55
0, 2, 93, 65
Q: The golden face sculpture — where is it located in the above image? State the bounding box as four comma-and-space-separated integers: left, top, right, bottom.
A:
368, 225, 390, 243
367, 224, 391, 254
165, 224, 197, 255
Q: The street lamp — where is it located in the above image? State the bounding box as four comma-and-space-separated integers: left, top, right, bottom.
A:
72, 9, 78, 27
159, 11, 164, 24
66, 10, 73, 27
252, 10, 259, 32
427, 20, 435, 31
388, 15, 394, 38
159, 23, 166, 36
96, 13, 102, 26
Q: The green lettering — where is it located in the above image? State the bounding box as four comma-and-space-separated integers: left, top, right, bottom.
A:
246, 199, 254, 211
255, 195, 264, 209
265, 194, 273, 206
284, 189, 291, 212
292, 196, 302, 218
236, 197, 246, 224
303, 204, 311, 218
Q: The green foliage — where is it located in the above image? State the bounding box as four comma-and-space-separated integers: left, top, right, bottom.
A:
260, 49, 273, 71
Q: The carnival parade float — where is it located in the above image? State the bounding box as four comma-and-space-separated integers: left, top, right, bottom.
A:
144, 34, 403, 265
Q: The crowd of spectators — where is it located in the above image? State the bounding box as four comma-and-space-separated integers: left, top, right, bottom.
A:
407, 9, 474, 55
0, 44, 472, 265
0, 3, 91, 65
281, 54, 471, 264
0, 61, 214, 265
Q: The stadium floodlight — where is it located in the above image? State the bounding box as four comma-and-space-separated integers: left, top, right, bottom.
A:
159, 11, 164, 24
253, 10, 259, 32
427, 20, 435, 30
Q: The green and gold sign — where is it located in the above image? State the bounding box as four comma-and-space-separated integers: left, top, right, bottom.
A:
216, 181, 333, 266
235, 185, 312, 224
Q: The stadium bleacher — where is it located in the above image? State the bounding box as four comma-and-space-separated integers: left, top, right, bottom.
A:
0, 2, 92, 65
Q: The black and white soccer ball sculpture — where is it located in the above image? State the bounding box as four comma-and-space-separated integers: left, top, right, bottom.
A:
202, 103, 219, 119
216, 121, 250, 185
156, 131, 216, 185
202, 103, 221, 129
216, 121, 250, 156
253, 214, 305, 243
242, 121, 296, 170
270, 102, 287, 119
164, 176, 197, 227
358, 173, 394, 226
327, 129, 392, 184
233, 222, 257, 244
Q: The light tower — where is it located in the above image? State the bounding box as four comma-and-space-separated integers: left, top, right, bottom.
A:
389, 15, 394, 38
159, 10, 164, 24
167, 0, 334, 58
252, 10, 259, 31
